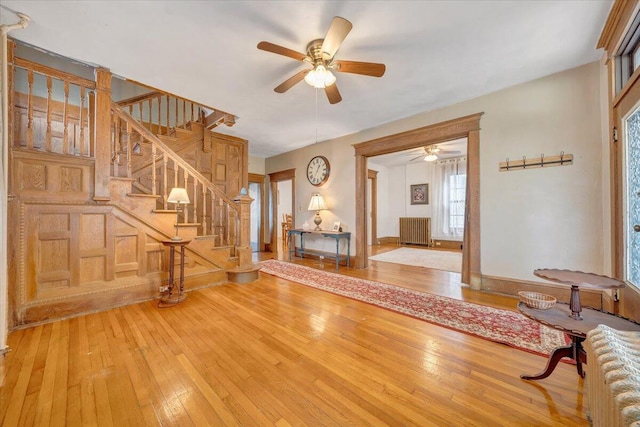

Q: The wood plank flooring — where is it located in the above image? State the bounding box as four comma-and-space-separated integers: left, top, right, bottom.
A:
0, 245, 588, 426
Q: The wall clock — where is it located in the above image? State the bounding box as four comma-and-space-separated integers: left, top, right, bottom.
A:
307, 155, 330, 186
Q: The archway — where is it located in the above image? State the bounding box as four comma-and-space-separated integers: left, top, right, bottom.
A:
353, 113, 483, 288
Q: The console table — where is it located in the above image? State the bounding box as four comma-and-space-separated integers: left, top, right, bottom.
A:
288, 229, 351, 270
158, 239, 190, 308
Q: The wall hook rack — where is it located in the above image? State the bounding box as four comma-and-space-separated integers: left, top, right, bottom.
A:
499, 151, 573, 172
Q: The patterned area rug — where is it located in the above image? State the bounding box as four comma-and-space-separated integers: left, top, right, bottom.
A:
369, 247, 462, 273
260, 260, 565, 357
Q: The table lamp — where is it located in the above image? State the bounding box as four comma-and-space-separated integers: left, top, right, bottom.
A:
167, 187, 190, 240
308, 193, 327, 231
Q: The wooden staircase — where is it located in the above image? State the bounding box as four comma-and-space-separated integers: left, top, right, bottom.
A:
6, 46, 256, 328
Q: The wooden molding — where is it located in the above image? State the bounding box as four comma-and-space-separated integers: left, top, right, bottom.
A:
353, 113, 483, 285
353, 113, 483, 157
481, 275, 605, 311
268, 168, 296, 182
597, 0, 639, 53
377, 236, 399, 245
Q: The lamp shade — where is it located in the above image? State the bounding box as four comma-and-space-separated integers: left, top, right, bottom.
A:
424, 154, 438, 162
308, 193, 327, 211
167, 188, 190, 204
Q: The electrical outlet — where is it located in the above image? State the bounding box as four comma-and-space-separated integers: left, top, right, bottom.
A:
319, 255, 324, 260
435, 241, 441, 246
159, 285, 169, 293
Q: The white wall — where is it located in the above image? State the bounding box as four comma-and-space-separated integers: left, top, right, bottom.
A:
249, 156, 265, 175
266, 62, 606, 281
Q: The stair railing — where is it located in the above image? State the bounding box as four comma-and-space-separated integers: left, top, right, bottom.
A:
110, 101, 240, 249
117, 91, 205, 136
12, 57, 95, 157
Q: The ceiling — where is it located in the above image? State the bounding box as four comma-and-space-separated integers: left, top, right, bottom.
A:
371, 138, 467, 168
0, 1, 611, 159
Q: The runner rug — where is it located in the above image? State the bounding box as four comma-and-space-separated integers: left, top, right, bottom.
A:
259, 259, 565, 357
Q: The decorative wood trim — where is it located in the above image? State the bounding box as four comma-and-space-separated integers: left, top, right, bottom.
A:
353, 113, 483, 157
13, 57, 96, 90
597, 0, 639, 54
377, 236, 399, 245
268, 168, 296, 182
93, 68, 112, 202
353, 113, 483, 284
481, 274, 606, 311
368, 169, 378, 245
267, 169, 296, 252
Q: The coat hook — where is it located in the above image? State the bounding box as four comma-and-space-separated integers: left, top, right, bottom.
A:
540, 153, 545, 167
560, 151, 565, 165
506, 157, 510, 170
522, 156, 527, 169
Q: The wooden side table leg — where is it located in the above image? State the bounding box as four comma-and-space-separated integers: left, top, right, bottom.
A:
520, 344, 574, 380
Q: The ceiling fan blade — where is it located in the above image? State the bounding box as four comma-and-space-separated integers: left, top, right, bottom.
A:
325, 83, 342, 104
409, 154, 424, 161
332, 60, 386, 77
439, 150, 462, 154
321, 17, 353, 60
258, 41, 308, 62
274, 70, 309, 93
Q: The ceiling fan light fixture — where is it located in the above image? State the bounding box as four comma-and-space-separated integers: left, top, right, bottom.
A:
304, 64, 336, 88
424, 154, 438, 162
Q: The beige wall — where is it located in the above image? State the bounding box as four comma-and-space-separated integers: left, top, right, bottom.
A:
266, 62, 606, 282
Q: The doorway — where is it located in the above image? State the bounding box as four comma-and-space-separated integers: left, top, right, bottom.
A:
353, 113, 482, 288
248, 173, 265, 252
268, 169, 296, 254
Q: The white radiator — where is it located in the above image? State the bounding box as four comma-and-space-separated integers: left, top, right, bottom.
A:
399, 217, 431, 246
586, 324, 640, 427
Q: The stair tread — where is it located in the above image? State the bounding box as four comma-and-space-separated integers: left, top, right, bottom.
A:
153, 209, 178, 213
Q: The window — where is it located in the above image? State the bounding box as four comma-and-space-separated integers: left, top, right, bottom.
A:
449, 173, 466, 232
615, 12, 640, 93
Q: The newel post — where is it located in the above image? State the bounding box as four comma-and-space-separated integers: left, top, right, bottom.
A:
233, 190, 254, 268
93, 67, 112, 202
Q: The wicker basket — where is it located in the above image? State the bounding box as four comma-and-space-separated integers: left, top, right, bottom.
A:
518, 291, 557, 310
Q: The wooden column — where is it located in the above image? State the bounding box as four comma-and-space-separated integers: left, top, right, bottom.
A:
355, 154, 367, 268
233, 192, 254, 268
93, 67, 112, 202
465, 129, 481, 289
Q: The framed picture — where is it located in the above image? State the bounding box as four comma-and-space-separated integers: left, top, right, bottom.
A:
332, 221, 341, 232
410, 183, 429, 205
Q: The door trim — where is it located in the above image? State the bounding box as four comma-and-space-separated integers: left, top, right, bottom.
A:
353, 113, 483, 288
268, 169, 296, 253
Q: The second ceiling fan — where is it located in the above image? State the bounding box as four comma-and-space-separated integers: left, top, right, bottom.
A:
257, 16, 385, 104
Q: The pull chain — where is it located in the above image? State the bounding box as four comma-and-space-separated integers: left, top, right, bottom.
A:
315, 88, 319, 143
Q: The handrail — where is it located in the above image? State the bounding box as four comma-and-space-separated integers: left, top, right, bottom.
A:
12, 56, 94, 156
116, 91, 162, 107
14, 57, 96, 90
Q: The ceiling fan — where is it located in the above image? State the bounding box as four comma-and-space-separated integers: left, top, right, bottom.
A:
257, 16, 386, 104
409, 145, 462, 162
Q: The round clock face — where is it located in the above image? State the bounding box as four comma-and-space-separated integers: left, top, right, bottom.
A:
307, 155, 330, 186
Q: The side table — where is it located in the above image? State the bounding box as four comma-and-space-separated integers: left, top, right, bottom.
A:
159, 239, 191, 308
518, 302, 640, 380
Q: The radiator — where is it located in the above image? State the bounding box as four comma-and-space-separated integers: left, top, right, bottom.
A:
586, 324, 640, 427
399, 217, 431, 246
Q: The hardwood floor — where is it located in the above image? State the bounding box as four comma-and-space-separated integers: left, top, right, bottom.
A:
1, 245, 588, 426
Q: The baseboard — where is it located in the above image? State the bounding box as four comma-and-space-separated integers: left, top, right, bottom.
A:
377, 236, 399, 245
481, 274, 605, 311
432, 239, 463, 250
